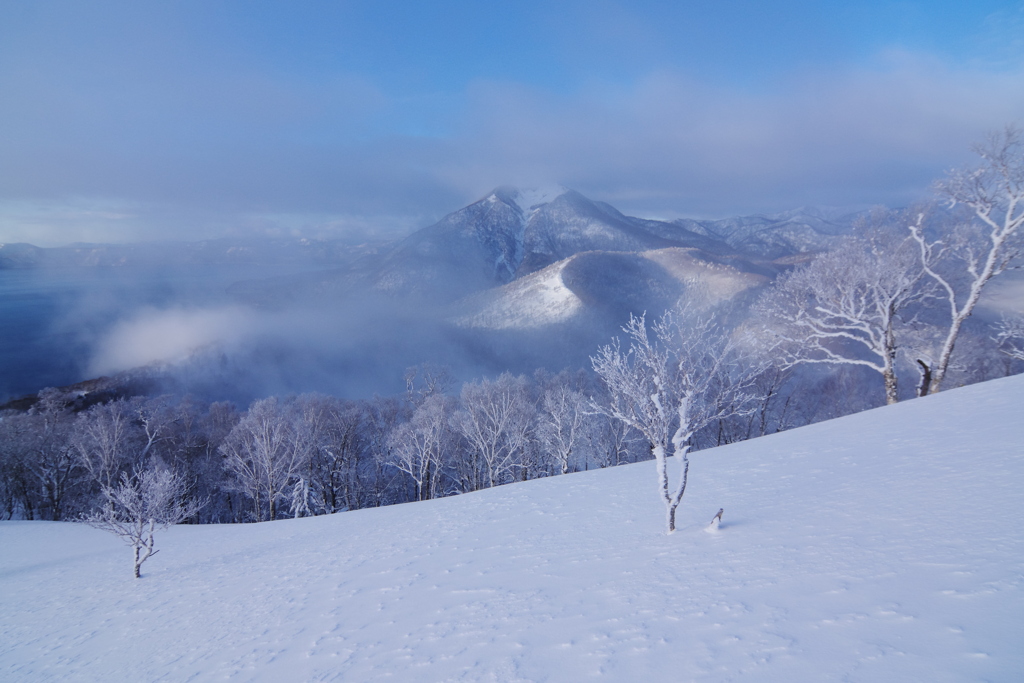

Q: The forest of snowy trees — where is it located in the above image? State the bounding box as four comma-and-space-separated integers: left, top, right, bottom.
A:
1, 128, 1022, 541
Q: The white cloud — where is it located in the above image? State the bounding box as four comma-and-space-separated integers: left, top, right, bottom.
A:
88, 306, 260, 375
441, 51, 1024, 216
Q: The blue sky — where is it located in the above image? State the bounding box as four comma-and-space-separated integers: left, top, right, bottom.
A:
1, 0, 1022, 244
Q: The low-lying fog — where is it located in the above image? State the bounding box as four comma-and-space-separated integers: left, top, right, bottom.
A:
0, 261, 597, 405
0, 263, 441, 402
0, 264, 282, 400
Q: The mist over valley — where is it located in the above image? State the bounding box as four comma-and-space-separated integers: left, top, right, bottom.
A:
1, 188, 876, 406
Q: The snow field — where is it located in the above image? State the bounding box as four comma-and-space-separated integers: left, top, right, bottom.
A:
2, 374, 1023, 681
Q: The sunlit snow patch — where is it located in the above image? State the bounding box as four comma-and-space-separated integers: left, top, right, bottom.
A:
453, 259, 582, 330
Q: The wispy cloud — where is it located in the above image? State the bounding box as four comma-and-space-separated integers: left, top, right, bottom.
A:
2, 2, 1023, 243
442, 52, 1024, 216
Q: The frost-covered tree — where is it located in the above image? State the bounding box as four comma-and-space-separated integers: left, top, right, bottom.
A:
131, 396, 176, 462
24, 389, 81, 520
387, 393, 455, 501
910, 127, 1024, 394
587, 410, 643, 468
453, 373, 534, 490
84, 463, 203, 578
195, 401, 241, 522
364, 396, 409, 507
0, 412, 37, 520
292, 394, 364, 515
592, 306, 759, 533
74, 400, 139, 493
404, 363, 456, 403
536, 383, 589, 476
755, 232, 928, 404
220, 397, 306, 521
994, 315, 1024, 362
74, 396, 178, 498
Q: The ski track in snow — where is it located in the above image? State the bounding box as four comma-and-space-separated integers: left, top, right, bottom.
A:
3, 375, 1024, 681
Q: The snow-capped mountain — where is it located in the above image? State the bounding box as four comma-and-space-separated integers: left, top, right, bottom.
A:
365, 187, 755, 302
369, 188, 529, 300
513, 189, 732, 276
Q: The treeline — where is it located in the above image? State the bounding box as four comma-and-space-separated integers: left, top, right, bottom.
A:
0, 364, 805, 523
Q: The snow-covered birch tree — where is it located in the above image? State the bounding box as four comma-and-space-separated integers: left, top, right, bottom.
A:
910, 127, 1024, 394
293, 394, 364, 515
220, 397, 306, 521
84, 463, 203, 578
536, 383, 589, 476
592, 306, 759, 533
131, 396, 175, 462
387, 393, 454, 501
453, 373, 534, 490
25, 389, 80, 520
994, 315, 1024, 362
74, 400, 138, 493
363, 396, 408, 507
755, 232, 928, 404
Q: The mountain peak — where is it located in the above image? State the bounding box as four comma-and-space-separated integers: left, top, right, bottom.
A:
488, 186, 570, 215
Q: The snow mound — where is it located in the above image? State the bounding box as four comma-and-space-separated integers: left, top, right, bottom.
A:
3, 375, 1024, 681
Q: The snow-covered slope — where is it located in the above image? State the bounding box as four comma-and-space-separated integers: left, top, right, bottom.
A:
4, 376, 1023, 682
453, 258, 584, 330
513, 190, 726, 277
453, 247, 768, 332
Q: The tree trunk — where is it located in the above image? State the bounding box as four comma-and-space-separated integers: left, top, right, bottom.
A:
883, 315, 899, 405
667, 502, 678, 533
929, 315, 966, 394
665, 452, 690, 534
883, 367, 899, 405
915, 359, 932, 398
